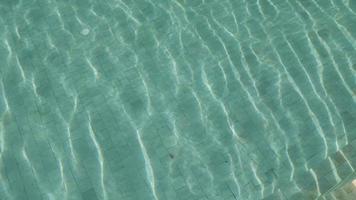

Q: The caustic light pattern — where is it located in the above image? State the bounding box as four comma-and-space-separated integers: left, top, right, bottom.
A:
0, 0, 356, 200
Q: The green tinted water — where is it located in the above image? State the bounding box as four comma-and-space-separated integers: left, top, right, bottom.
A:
0, 0, 356, 200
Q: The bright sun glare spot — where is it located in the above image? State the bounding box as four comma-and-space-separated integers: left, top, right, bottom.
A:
352, 179, 356, 187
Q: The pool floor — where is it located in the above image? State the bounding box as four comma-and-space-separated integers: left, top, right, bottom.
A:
0, 0, 356, 199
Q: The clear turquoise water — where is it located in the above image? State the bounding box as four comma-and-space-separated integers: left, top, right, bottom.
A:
0, 0, 356, 200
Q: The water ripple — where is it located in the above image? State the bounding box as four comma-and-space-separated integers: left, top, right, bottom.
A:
1, 0, 356, 199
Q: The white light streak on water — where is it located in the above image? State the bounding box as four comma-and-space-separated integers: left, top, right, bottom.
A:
85, 57, 99, 80
328, 157, 341, 183
87, 113, 107, 200
4, 39, 12, 63
135, 129, 159, 200
138, 70, 153, 116
310, 169, 321, 196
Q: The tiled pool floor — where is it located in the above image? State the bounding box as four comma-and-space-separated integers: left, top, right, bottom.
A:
0, 0, 356, 199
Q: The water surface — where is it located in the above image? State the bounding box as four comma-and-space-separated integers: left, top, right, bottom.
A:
0, 0, 356, 199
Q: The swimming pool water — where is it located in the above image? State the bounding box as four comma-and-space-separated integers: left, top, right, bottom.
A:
0, 0, 355, 199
